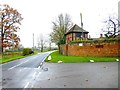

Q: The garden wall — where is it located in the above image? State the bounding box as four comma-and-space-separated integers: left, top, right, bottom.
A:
60, 42, 120, 57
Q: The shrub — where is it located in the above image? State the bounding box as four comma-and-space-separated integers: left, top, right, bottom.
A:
58, 36, 66, 45
29, 50, 34, 54
22, 48, 34, 56
70, 38, 120, 44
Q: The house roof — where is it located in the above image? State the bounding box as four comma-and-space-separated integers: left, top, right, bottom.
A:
65, 24, 89, 35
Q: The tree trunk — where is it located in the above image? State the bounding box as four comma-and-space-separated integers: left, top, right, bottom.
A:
66, 44, 68, 56
49, 42, 51, 51
0, 33, 3, 53
58, 44, 61, 54
1, 35, 3, 54
41, 45, 43, 52
0, 35, 3, 59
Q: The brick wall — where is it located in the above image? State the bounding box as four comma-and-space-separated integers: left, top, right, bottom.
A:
66, 33, 73, 44
60, 42, 120, 57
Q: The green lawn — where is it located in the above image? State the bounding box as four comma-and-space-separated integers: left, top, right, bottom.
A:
0, 55, 2, 64
45, 51, 120, 63
1, 51, 37, 64
1, 55, 25, 64
1, 50, 51, 64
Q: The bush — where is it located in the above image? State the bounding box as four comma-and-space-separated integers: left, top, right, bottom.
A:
58, 36, 66, 45
22, 48, 34, 56
29, 50, 34, 54
70, 38, 120, 44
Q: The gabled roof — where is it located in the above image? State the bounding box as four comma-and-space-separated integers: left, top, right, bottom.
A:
65, 24, 89, 35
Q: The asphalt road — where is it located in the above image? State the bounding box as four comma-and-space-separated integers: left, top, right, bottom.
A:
31, 62, 118, 88
1, 51, 53, 88
0, 51, 118, 88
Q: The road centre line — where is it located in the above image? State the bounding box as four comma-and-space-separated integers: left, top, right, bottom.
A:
8, 54, 46, 70
8, 60, 29, 70
38, 66, 40, 69
24, 72, 41, 88
37, 56, 46, 68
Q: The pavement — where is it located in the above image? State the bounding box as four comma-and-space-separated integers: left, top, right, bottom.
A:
1, 51, 119, 88
0, 64, 2, 90
30, 62, 118, 88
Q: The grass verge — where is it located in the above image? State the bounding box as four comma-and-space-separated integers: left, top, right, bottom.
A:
1, 55, 25, 64
1, 51, 38, 64
45, 51, 120, 63
1, 50, 52, 64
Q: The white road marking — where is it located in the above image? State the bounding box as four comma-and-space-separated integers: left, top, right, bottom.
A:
31, 85, 34, 88
24, 82, 30, 88
38, 66, 40, 69
24, 71, 42, 88
19, 69, 22, 72
38, 72, 41, 75
8, 60, 29, 70
34, 72, 42, 80
37, 56, 46, 68
33, 72, 36, 77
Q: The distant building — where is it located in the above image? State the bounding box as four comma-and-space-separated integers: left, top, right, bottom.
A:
65, 24, 89, 44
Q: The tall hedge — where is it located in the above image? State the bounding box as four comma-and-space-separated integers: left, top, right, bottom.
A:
22, 48, 34, 56
70, 38, 120, 44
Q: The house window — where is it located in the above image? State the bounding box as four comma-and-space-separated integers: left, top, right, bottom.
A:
76, 33, 82, 38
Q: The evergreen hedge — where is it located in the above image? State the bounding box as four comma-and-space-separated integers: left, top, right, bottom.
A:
70, 38, 120, 44
22, 48, 34, 56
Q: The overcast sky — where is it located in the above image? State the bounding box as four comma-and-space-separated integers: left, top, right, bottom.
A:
0, 0, 119, 47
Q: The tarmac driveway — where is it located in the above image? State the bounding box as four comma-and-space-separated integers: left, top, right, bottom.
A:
31, 62, 118, 88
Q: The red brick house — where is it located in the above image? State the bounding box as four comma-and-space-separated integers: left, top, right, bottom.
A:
65, 24, 89, 44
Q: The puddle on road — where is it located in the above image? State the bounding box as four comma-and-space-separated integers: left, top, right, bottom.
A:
2, 78, 12, 85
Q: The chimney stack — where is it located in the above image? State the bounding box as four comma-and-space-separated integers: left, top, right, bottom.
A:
100, 34, 103, 38
80, 13, 83, 29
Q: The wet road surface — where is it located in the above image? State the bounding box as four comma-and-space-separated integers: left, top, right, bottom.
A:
1, 52, 118, 88
30, 62, 118, 88
1, 51, 53, 88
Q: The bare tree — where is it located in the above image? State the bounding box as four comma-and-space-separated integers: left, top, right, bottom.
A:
18, 44, 24, 51
48, 34, 52, 51
37, 34, 46, 52
0, 4, 23, 53
50, 13, 73, 45
102, 15, 120, 38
